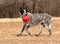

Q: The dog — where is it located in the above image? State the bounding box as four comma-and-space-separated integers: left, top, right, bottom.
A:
17, 7, 52, 36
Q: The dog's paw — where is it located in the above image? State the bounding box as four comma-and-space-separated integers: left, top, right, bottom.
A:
17, 34, 22, 36
35, 34, 39, 36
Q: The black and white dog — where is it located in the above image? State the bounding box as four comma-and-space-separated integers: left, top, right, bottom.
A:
17, 7, 52, 36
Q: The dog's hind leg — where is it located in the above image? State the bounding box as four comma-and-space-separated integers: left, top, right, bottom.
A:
45, 23, 52, 36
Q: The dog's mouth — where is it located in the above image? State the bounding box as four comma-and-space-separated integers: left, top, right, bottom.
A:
25, 14, 27, 16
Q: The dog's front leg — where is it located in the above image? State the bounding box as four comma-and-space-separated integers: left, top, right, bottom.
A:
35, 23, 43, 36
25, 25, 31, 35
17, 23, 26, 36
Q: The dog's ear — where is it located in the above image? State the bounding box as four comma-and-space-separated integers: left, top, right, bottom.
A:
25, 6, 28, 12
24, 6, 28, 12
25, 6, 28, 10
19, 7, 24, 15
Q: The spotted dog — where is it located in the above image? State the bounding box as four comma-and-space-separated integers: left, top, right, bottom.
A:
17, 7, 52, 36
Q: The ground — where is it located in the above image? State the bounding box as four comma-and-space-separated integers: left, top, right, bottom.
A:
0, 17, 60, 44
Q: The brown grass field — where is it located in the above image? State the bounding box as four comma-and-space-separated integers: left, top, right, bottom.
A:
0, 17, 60, 44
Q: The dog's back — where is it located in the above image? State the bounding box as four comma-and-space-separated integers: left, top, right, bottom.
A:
26, 12, 52, 26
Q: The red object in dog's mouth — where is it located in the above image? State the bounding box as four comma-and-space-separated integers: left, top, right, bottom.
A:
22, 15, 30, 22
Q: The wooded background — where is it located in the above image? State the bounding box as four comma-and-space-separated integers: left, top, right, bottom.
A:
0, 0, 60, 18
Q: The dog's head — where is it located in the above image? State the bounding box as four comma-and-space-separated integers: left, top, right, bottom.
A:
20, 7, 28, 15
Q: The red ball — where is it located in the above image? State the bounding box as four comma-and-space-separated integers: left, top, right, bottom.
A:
22, 15, 30, 22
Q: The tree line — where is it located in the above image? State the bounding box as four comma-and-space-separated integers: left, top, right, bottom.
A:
0, 0, 60, 18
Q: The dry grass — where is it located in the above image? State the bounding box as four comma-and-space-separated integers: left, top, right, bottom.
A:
0, 17, 60, 44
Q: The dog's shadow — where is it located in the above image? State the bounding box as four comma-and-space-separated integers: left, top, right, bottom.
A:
16, 34, 44, 37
